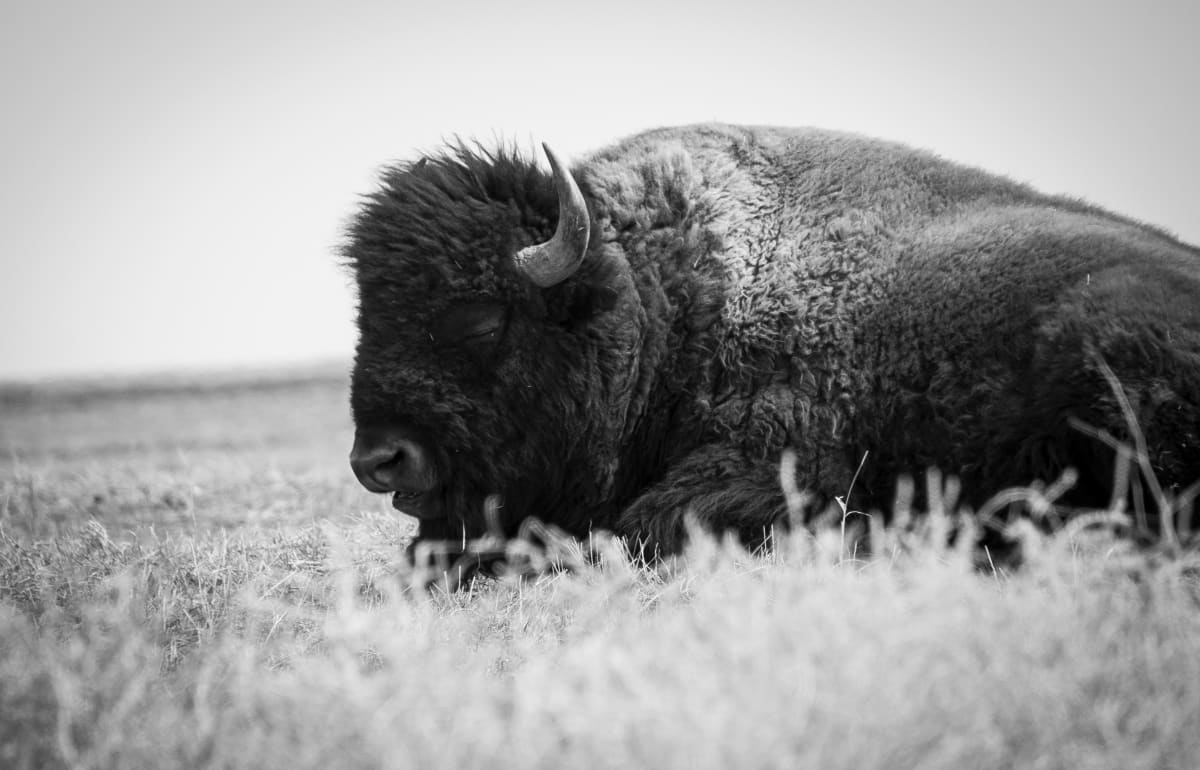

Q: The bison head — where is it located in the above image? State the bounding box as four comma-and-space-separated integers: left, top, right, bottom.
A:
345, 143, 636, 546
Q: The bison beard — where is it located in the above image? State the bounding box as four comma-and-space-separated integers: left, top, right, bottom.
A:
345, 124, 1200, 560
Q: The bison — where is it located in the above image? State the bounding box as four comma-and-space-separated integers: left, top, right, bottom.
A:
346, 123, 1200, 557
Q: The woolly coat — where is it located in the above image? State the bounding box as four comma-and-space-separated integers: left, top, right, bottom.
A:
348, 124, 1200, 552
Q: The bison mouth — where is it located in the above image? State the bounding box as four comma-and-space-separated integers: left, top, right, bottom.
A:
391, 489, 443, 520
393, 481, 517, 542
390, 484, 488, 529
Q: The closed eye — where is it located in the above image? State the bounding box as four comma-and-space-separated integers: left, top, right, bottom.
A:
430, 303, 509, 349
457, 324, 502, 345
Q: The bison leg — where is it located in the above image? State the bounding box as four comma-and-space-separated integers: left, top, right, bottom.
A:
614, 445, 791, 557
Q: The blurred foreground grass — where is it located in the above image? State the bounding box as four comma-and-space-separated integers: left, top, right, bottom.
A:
2, 366, 1199, 769
3, 515, 1199, 770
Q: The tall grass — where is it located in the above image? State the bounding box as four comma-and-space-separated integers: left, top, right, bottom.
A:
2, 510, 1199, 770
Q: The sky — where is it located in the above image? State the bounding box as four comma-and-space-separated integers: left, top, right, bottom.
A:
1, 0, 1197, 380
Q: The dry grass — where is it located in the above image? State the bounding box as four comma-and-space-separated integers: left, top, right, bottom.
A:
2, 368, 1199, 769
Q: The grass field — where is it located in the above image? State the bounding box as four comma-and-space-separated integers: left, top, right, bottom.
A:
2, 365, 1199, 769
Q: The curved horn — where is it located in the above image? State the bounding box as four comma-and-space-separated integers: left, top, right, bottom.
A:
514, 143, 591, 288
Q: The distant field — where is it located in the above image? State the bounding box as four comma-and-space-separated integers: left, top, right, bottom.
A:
2, 366, 1199, 769
1, 362, 395, 539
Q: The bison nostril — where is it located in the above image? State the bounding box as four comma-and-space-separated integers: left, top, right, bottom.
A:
350, 429, 437, 495
380, 446, 406, 471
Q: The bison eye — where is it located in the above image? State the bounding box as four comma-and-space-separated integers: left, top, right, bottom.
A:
430, 303, 509, 349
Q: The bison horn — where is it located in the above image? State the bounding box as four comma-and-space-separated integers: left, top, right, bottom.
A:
514, 143, 591, 288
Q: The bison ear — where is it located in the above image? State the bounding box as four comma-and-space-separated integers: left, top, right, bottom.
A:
566, 283, 620, 325
589, 285, 620, 313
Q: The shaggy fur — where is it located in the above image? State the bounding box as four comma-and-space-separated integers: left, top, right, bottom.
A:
347, 124, 1200, 554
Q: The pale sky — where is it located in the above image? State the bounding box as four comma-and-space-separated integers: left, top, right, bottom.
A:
1, 0, 1197, 380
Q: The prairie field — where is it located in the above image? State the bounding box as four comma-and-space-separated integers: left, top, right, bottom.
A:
2, 365, 1199, 770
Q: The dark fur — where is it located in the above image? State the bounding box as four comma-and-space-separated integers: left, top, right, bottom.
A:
347, 124, 1200, 553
